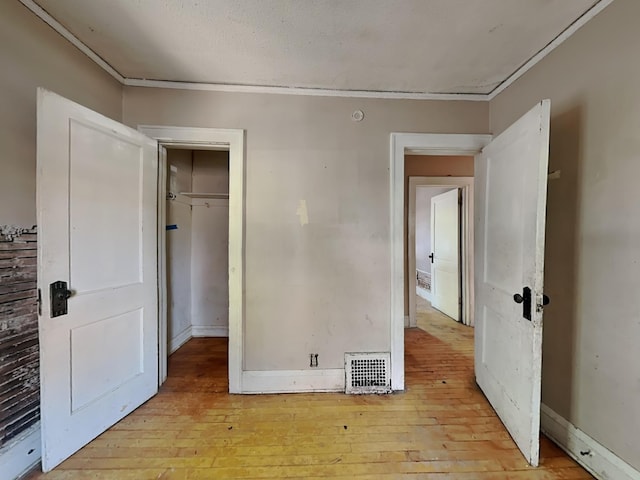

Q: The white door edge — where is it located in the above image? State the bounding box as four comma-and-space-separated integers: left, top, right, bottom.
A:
157, 146, 168, 384
138, 125, 245, 394
389, 133, 491, 390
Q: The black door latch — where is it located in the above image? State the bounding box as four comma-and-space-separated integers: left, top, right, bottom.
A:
50, 281, 73, 318
513, 287, 550, 321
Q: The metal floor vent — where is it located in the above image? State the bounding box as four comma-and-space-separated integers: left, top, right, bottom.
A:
344, 352, 391, 394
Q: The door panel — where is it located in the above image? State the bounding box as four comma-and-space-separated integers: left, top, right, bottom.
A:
474, 100, 550, 466
431, 188, 460, 320
37, 89, 159, 471
69, 119, 144, 291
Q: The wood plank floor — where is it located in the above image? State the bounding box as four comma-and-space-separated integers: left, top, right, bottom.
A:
27, 300, 592, 479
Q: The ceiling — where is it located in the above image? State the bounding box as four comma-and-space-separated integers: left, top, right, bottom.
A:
30, 0, 603, 96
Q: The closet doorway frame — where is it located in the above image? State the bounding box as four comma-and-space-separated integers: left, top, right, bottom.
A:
139, 125, 245, 394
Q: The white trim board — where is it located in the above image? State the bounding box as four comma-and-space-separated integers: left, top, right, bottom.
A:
139, 125, 245, 394
0, 423, 41, 480
19, 0, 614, 101
123, 78, 485, 101
169, 326, 192, 355
191, 326, 229, 337
541, 404, 640, 480
389, 134, 491, 391
416, 286, 431, 302
241, 369, 345, 394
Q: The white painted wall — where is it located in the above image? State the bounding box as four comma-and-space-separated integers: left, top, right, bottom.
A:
166, 150, 193, 352
490, 0, 640, 471
190, 151, 230, 336
123, 89, 489, 371
415, 186, 454, 274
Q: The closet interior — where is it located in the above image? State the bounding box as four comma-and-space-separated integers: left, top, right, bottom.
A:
165, 148, 230, 355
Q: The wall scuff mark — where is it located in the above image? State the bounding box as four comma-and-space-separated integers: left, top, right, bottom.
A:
296, 200, 309, 226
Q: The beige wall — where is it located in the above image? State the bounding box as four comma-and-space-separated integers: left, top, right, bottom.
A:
192, 150, 229, 194
403, 155, 474, 314
0, 1, 123, 226
490, 0, 640, 469
124, 88, 488, 370
190, 150, 230, 334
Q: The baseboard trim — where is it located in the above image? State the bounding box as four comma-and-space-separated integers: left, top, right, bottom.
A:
0, 423, 41, 480
169, 326, 192, 354
241, 369, 345, 394
192, 326, 229, 337
541, 404, 640, 480
416, 286, 431, 302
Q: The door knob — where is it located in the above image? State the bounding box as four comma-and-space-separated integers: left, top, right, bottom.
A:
513, 287, 532, 321
513, 289, 550, 319
56, 289, 72, 300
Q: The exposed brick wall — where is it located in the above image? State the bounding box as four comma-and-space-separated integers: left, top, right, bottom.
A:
0, 227, 39, 448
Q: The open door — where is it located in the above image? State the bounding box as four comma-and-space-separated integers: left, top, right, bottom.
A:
430, 188, 460, 321
37, 89, 159, 471
474, 100, 550, 466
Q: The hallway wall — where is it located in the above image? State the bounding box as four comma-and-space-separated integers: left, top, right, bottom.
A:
490, 0, 640, 470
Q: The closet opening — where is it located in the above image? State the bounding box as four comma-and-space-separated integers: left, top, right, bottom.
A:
164, 147, 230, 379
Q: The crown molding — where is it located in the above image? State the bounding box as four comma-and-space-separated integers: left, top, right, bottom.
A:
19, 0, 125, 83
487, 0, 615, 100
21, 0, 614, 102
123, 78, 487, 101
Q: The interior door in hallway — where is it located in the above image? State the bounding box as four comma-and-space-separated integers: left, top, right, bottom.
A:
474, 100, 550, 466
37, 89, 159, 471
430, 188, 460, 321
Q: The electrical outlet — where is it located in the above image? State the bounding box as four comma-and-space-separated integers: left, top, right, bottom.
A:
309, 353, 318, 367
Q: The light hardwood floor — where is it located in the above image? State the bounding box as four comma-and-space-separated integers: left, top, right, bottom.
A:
26, 301, 592, 479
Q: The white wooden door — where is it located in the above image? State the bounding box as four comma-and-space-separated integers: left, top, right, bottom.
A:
37, 89, 159, 471
474, 100, 550, 466
430, 189, 460, 321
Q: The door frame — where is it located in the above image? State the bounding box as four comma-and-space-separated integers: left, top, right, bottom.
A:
138, 126, 245, 394
408, 177, 474, 328
389, 133, 491, 391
